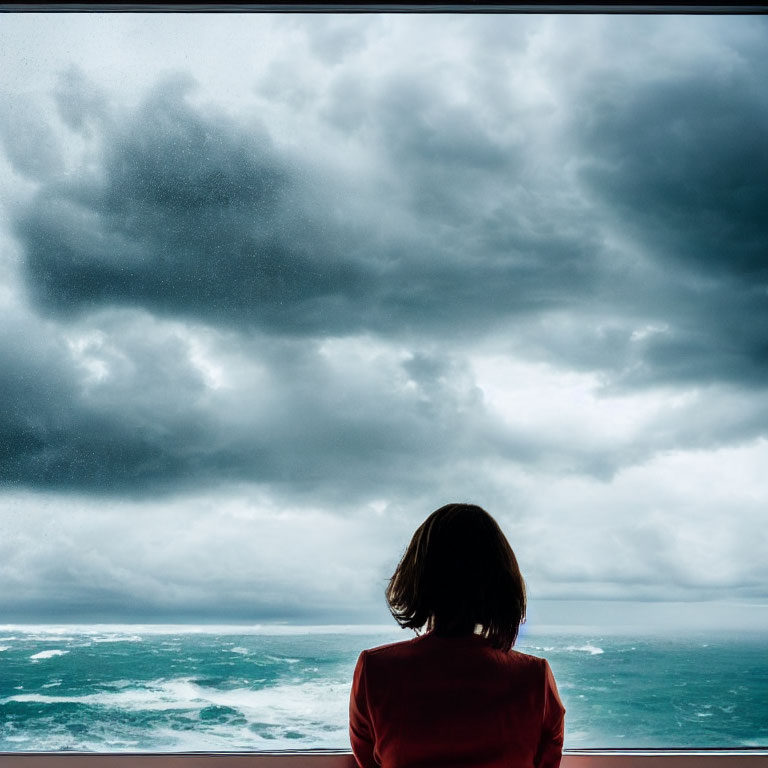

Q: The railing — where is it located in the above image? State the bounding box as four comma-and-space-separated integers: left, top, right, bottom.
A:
1, 751, 768, 767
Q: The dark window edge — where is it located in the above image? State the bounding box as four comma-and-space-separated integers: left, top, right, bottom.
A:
1, 2, 767, 13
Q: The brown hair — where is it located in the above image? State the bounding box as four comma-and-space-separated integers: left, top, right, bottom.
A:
386, 503, 526, 652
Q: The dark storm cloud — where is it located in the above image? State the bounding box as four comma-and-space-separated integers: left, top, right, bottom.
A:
11, 70, 601, 340
0, 305, 546, 494
572, 57, 768, 388
2, 18, 768, 499
0, 311, 222, 492
12, 48, 766, 395
14, 76, 371, 334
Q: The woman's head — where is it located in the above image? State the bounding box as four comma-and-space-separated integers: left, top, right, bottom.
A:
385, 503, 526, 652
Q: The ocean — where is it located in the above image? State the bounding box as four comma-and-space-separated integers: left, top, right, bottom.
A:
0, 625, 766, 752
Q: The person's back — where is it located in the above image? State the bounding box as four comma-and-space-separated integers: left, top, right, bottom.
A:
350, 630, 564, 768
349, 503, 565, 768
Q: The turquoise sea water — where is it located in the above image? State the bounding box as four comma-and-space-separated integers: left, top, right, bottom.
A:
0, 626, 766, 752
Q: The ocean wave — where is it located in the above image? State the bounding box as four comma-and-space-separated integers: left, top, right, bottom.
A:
565, 644, 604, 655
0, 676, 353, 749
29, 649, 69, 660
0, 646, 10, 652
2, 676, 350, 723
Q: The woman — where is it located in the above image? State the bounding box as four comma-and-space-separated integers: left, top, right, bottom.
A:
349, 503, 565, 768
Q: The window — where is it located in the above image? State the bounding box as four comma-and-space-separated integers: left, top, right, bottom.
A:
0, 3, 766, 755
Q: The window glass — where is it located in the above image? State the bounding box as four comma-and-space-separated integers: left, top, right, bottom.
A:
0, 11, 767, 752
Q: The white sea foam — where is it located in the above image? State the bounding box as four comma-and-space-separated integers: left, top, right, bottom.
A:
29, 649, 69, 660
0, 646, 10, 652
230, 647, 250, 655
1, 675, 353, 749
92, 634, 143, 643
138, 716, 348, 752
561, 729, 593, 746
42, 680, 62, 688
565, 644, 604, 655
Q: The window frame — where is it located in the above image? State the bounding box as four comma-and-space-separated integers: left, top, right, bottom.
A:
1, 0, 766, 761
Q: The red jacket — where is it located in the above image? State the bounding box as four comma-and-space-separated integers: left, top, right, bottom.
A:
349, 630, 565, 768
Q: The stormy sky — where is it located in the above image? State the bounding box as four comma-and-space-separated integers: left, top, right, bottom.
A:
1, 12, 767, 630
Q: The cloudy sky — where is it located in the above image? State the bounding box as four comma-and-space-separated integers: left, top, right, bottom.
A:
1, 12, 767, 630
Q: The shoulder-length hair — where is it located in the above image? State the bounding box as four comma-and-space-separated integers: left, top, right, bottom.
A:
385, 503, 526, 652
